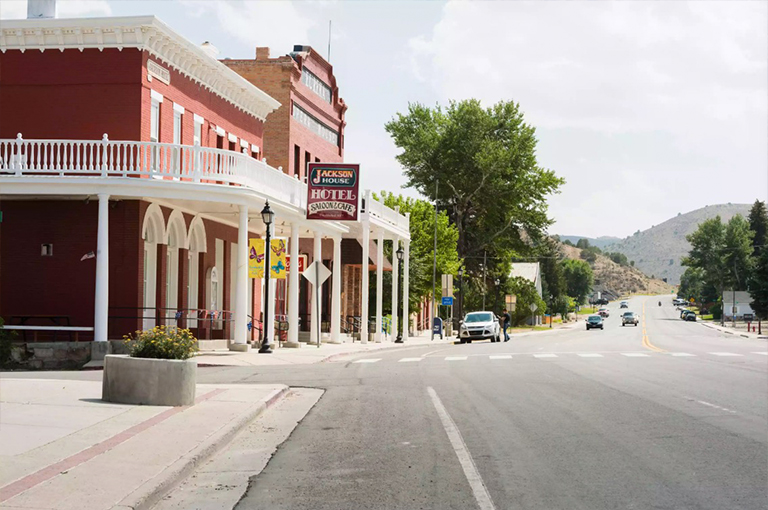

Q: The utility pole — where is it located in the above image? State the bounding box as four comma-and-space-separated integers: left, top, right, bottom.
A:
431, 179, 438, 340
327, 21, 332, 61
732, 257, 737, 329
482, 250, 487, 310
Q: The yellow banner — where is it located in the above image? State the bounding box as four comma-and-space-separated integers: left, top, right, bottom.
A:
248, 239, 265, 278
270, 239, 287, 279
248, 238, 288, 279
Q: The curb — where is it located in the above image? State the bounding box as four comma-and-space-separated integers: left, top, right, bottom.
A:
117, 385, 290, 510
320, 340, 454, 363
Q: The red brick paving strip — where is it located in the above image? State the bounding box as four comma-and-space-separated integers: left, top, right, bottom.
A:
0, 388, 227, 503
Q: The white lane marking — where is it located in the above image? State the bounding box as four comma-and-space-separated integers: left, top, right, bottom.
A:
753, 352, 768, 356
578, 353, 604, 358
533, 353, 558, 358
427, 387, 497, 510
489, 355, 513, 360
398, 357, 422, 362
445, 356, 468, 361
353, 358, 381, 363
686, 397, 737, 414
621, 353, 650, 357
709, 352, 743, 357
671, 352, 696, 357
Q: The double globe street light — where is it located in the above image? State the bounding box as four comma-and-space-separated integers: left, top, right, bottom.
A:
394, 245, 404, 343
258, 201, 275, 354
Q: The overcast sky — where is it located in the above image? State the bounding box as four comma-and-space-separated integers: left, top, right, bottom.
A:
2, 0, 766, 238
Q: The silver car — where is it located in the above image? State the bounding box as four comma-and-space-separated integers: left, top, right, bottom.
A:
459, 311, 501, 343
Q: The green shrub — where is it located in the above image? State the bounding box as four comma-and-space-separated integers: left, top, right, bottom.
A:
125, 326, 198, 360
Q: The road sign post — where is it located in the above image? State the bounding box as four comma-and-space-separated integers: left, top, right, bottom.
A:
302, 261, 332, 348
529, 302, 538, 326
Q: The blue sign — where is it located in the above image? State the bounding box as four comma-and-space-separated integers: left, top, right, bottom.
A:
441, 296, 454, 306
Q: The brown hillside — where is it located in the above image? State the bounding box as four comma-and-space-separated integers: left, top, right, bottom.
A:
560, 243, 675, 297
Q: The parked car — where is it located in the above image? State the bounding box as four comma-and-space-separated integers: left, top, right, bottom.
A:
459, 311, 501, 343
586, 315, 604, 330
684, 312, 697, 321
680, 310, 693, 320
598, 308, 610, 318
621, 312, 638, 326
620, 301, 629, 308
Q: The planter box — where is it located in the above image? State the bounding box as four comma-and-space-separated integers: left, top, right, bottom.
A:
102, 355, 196, 406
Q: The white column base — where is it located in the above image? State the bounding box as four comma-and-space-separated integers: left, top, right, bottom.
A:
282, 342, 302, 349
229, 342, 251, 352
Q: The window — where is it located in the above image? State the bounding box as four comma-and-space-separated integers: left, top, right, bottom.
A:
193, 115, 204, 146
150, 101, 160, 142
173, 103, 184, 145
305, 151, 311, 173
41, 244, 53, 256
292, 103, 339, 146
294, 145, 300, 177
300, 69, 332, 103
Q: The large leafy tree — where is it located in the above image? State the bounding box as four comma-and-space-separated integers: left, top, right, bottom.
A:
373, 192, 460, 316
538, 236, 566, 304
385, 99, 564, 305
560, 259, 594, 305
747, 200, 768, 322
748, 199, 767, 251
507, 276, 547, 326
723, 215, 754, 292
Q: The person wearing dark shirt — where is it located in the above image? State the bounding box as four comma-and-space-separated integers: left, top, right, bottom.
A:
502, 309, 511, 342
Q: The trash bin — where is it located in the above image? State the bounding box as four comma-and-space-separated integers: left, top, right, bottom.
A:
432, 317, 443, 339
368, 318, 376, 334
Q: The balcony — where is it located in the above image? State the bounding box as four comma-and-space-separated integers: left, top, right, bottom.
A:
0, 134, 307, 210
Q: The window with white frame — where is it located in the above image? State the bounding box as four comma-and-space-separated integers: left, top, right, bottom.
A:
150, 101, 160, 142
292, 103, 339, 146
300, 69, 332, 103
173, 108, 182, 144
193, 114, 204, 146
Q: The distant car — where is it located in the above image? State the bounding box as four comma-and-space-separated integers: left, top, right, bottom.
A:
459, 311, 501, 343
595, 298, 609, 306
598, 308, 610, 318
684, 312, 697, 322
680, 310, 693, 320
621, 312, 638, 326
586, 315, 604, 330
620, 301, 629, 308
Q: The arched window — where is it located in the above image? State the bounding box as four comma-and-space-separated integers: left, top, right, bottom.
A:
141, 203, 166, 330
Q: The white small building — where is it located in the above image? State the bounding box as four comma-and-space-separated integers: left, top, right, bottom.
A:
509, 262, 542, 325
722, 291, 755, 319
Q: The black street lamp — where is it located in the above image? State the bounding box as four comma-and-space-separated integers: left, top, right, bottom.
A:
395, 245, 405, 343
258, 201, 275, 354
458, 266, 464, 324
494, 278, 501, 312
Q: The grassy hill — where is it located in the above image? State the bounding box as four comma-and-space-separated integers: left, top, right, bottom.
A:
559, 243, 675, 298
604, 203, 752, 285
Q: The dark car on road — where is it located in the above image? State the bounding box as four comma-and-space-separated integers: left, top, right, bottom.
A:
586, 315, 604, 330
684, 311, 697, 321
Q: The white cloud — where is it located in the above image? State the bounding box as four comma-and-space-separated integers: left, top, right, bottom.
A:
408, 0, 768, 237
178, 0, 316, 54
0, 0, 111, 19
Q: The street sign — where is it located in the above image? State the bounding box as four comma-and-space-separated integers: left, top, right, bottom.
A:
529, 303, 538, 312
441, 296, 454, 306
286, 253, 308, 273
441, 274, 453, 297
306, 163, 360, 221
302, 261, 331, 286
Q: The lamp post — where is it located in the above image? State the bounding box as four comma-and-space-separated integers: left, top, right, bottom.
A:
458, 266, 464, 323
258, 201, 274, 354
395, 245, 405, 343
549, 294, 553, 328
494, 278, 500, 312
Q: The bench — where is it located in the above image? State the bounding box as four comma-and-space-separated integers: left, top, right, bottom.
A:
3, 325, 94, 342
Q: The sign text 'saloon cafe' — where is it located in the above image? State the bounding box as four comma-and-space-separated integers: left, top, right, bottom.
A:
306, 163, 360, 221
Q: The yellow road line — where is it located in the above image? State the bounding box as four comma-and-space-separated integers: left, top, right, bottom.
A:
641, 301, 667, 353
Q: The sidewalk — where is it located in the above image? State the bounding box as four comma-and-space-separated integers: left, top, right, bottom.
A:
0, 377, 288, 510
699, 320, 768, 340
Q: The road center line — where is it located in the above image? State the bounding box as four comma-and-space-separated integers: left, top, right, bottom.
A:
427, 387, 497, 510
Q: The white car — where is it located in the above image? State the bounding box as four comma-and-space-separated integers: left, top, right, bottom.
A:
459, 311, 501, 343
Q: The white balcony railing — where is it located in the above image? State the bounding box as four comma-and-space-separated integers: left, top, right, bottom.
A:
0, 134, 307, 209
368, 197, 409, 233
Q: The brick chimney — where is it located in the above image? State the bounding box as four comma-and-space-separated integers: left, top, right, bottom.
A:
256, 47, 270, 60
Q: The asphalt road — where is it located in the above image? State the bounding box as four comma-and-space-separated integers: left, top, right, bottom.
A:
195, 295, 767, 510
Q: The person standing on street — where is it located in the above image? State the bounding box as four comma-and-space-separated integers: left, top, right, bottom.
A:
502, 308, 511, 341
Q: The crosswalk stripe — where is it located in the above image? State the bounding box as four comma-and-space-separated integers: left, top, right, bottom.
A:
489, 355, 513, 360
353, 358, 381, 363
621, 353, 650, 357
533, 353, 558, 358
445, 356, 468, 361
670, 352, 696, 357
578, 353, 604, 358
398, 357, 422, 362
709, 352, 743, 357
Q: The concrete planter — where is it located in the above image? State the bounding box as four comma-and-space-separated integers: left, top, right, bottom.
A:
102, 355, 196, 406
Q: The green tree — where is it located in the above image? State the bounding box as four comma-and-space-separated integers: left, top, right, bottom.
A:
678, 267, 705, 303
507, 276, 546, 326
723, 215, 754, 292
385, 99, 564, 306
576, 238, 590, 249
747, 200, 768, 322
748, 199, 767, 251
374, 192, 460, 316
538, 236, 566, 304
682, 216, 727, 313
561, 259, 594, 305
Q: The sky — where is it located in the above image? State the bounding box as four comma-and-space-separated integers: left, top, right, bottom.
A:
2, 0, 766, 239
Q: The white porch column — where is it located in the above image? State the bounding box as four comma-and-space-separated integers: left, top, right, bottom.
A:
93, 193, 110, 342
402, 240, 410, 342
331, 235, 342, 343
375, 229, 384, 342
391, 238, 399, 341
360, 223, 370, 343
286, 223, 301, 347
231, 205, 249, 351
310, 232, 322, 344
